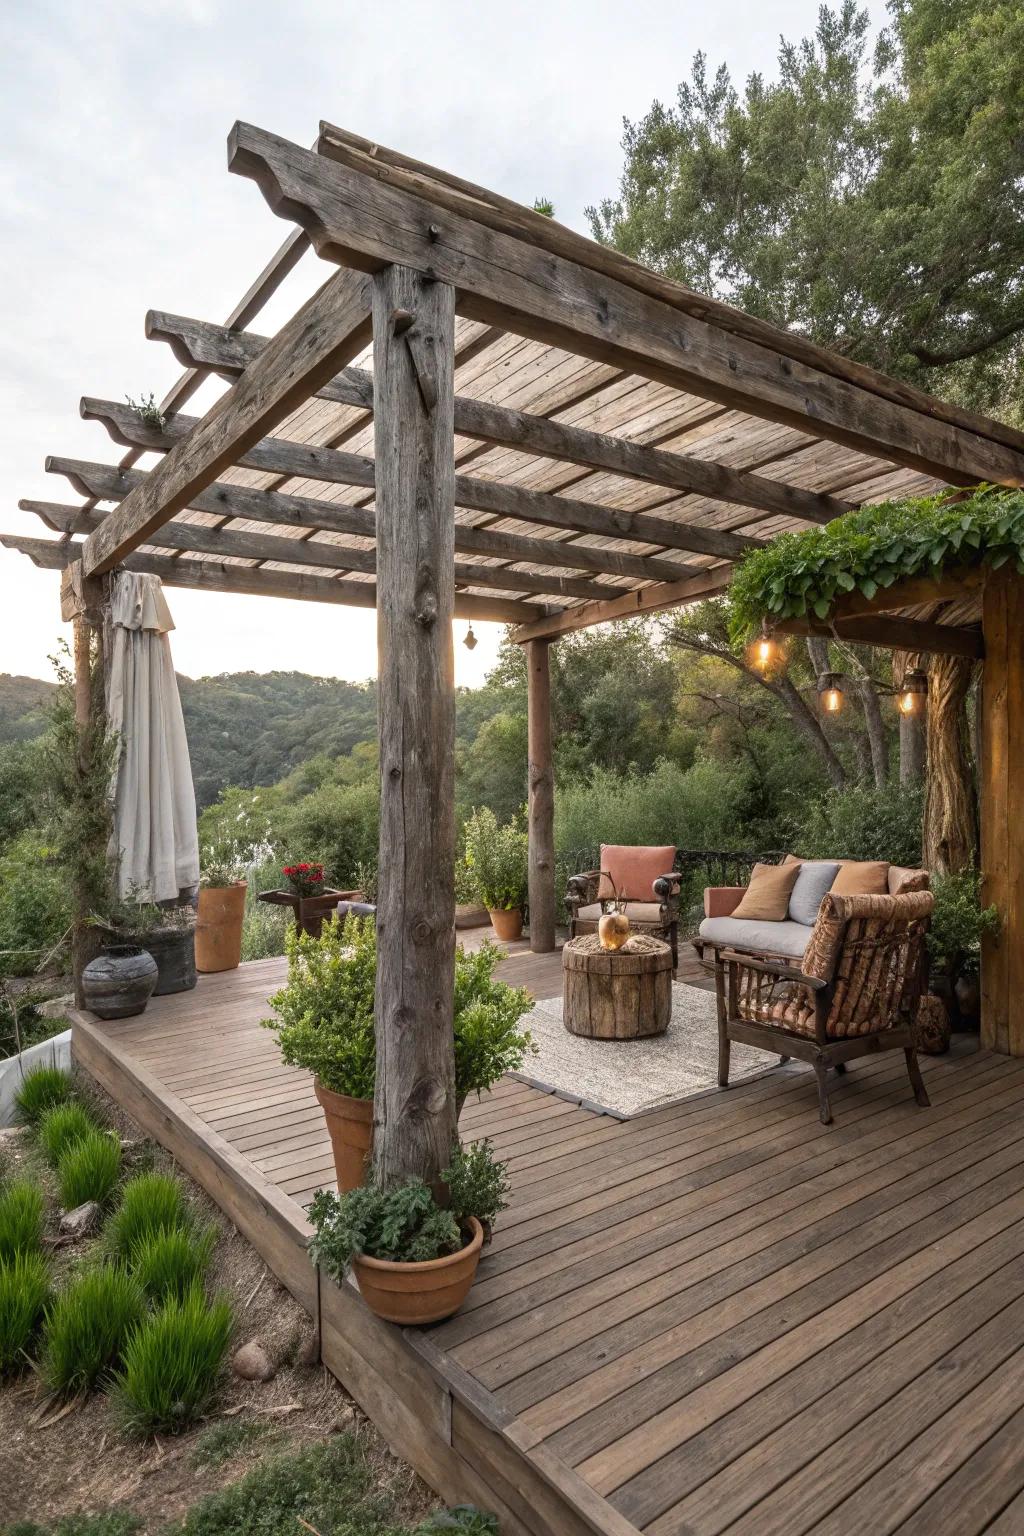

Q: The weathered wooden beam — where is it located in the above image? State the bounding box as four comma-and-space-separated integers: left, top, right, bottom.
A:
778, 613, 985, 660
144, 313, 854, 529
527, 639, 556, 953
227, 123, 1024, 489
78, 396, 757, 561
22, 498, 624, 603
800, 567, 987, 624
512, 565, 734, 642
80, 268, 374, 576
981, 567, 1024, 1055
372, 267, 458, 1190
1, 534, 547, 625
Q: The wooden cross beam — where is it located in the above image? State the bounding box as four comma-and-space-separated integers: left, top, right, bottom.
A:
79, 268, 374, 576
777, 613, 985, 660
227, 123, 1024, 490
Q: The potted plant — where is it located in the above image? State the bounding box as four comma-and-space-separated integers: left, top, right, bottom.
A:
927, 868, 999, 1028
257, 860, 360, 938
195, 849, 248, 974
263, 914, 534, 1191
308, 1140, 509, 1324
464, 808, 528, 942
454, 852, 488, 931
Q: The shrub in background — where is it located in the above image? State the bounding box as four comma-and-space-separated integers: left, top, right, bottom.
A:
107, 1171, 190, 1258
15, 1064, 72, 1124
928, 868, 999, 978
131, 1227, 215, 1304
0, 1179, 45, 1262
464, 806, 528, 913
0, 1251, 50, 1373
798, 781, 923, 868
57, 1130, 121, 1209
43, 1265, 143, 1395
115, 1286, 233, 1434
0, 833, 73, 983
39, 1102, 96, 1168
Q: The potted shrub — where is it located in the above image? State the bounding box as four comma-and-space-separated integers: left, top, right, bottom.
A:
263, 914, 534, 1192
927, 868, 999, 1028
308, 1140, 509, 1324
195, 850, 248, 974
257, 860, 360, 938
454, 853, 488, 931
464, 808, 528, 942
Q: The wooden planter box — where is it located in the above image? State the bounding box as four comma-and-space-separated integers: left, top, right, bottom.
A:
257, 887, 363, 938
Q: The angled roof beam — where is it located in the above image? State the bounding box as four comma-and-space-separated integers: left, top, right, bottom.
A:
80, 268, 374, 576
228, 123, 1024, 490
778, 612, 984, 660
512, 566, 735, 642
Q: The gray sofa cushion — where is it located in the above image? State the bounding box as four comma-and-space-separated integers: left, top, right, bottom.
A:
698, 916, 812, 960
787, 861, 840, 925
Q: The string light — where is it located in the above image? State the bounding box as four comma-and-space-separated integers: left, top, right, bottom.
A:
817, 671, 845, 715
897, 667, 928, 717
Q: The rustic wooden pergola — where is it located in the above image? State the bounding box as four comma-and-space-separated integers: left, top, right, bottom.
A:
7, 120, 1024, 1171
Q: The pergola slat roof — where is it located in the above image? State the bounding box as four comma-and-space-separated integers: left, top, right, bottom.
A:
7, 119, 1020, 642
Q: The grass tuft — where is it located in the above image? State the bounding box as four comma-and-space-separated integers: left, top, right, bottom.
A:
43, 1264, 143, 1395
7, 1516, 141, 1536
130, 1226, 215, 1304
115, 1285, 233, 1435
0, 1252, 50, 1374
188, 1417, 274, 1469
57, 1130, 121, 1209
15, 1065, 72, 1124
107, 1171, 190, 1259
0, 1179, 45, 1262
38, 1102, 96, 1168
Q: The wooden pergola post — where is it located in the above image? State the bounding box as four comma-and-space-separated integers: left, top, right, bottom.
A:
526, 638, 556, 953
371, 266, 459, 1190
980, 567, 1024, 1055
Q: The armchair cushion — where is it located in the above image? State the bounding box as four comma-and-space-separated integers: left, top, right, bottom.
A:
577, 901, 664, 924
597, 845, 676, 902
787, 861, 840, 925
698, 916, 812, 961
731, 861, 801, 921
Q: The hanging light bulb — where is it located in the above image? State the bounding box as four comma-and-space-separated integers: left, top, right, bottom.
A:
897, 667, 928, 717
463, 623, 478, 651
749, 624, 784, 675
817, 671, 845, 715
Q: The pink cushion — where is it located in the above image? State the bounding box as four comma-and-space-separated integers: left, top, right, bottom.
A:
597, 845, 676, 902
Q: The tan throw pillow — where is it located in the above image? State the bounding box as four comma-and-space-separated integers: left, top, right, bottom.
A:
832, 861, 889, 897
731, 862, 801, 921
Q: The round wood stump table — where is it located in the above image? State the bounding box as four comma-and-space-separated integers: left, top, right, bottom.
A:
562, 934, 673, 1040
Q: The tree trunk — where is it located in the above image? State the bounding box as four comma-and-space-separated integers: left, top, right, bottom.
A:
923, 653, 978, 875
371, 266, 458, 1193
893, 650, 925, 784
526, 638, 556, 953
856, 675, 889, 787
774, 673, 847, 789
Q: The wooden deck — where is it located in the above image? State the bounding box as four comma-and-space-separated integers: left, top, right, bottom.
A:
69, 948, 1024, 1536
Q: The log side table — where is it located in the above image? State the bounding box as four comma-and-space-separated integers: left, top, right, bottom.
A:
562, 933, 673, 1040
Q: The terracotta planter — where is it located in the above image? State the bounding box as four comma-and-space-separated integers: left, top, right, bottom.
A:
488, 907, 523, 942
315, 1078, 373, 1192
352, 1218, 484, 1324
195, 882, 247, 974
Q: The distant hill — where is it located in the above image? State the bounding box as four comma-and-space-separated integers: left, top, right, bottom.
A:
0, 670, 378, 810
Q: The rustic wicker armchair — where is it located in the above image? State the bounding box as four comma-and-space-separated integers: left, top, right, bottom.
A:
715, 889, 933, 1125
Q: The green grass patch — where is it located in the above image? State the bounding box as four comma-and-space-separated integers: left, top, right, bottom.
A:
39, 1102, 96, 1167
15, 1064, 72, 1124
131, 1226, 215, 1304
43, 1265, 143, 1395
107, 1171, 191, 1258
57, 1130, 121, 1209
7, 1517, 141, 1536
0, 1251, 50, 1374
189, 1417, 274, 1469
115, 1286, 233, 1435
0, 1178, 45, 1261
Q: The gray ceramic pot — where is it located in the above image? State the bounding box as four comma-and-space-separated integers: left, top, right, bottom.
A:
82, 944, 159, 1020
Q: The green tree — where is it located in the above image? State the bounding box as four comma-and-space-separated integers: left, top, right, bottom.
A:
590, 0, 1024, 421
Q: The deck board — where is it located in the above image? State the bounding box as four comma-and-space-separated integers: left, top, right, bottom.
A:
69, 945, 1024, 1535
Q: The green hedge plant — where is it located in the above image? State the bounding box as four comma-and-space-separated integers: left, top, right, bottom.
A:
464, 807, 528, 912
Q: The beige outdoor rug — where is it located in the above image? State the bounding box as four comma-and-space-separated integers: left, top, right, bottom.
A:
511, 981, 773, 1118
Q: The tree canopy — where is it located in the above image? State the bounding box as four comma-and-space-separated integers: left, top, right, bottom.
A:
589, 0, 1024, 423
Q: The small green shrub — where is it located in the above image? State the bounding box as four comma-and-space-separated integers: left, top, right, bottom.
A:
464, 805, 528, 911
107, 1172, 191, 1259
928, 868, 1000, 975
15, 1064, 72, 1124
39, 1103, 96, 1167
58, 1130, 121, 1209
7, 1515, 140, 1536
43, 1265, 143, 1395
189, 1417, 273, 1469
416, 1509, 499, 1535
115, 1286, 233, 1434
131, 1226, 215, 1303
443, 1140, 510, 1231
0, 1252, 50, 1373
0, 1179, 45, 1261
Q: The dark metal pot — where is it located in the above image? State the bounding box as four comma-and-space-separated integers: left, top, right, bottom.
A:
140, 926, 197, 995
82, 944, 159, 1020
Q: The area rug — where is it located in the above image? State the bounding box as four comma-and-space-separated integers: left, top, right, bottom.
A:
511, 981, 773, 1118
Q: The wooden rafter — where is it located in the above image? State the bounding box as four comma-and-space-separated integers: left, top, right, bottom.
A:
778, 613, 984, 660
227, 123, 1024, 489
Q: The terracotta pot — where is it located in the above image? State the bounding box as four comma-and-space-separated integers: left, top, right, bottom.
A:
195, 882, 247, 973
598, 910, 631, 951
352, 1218, 484, 1324
82, 944, 158, 1020
488, 907, 523, 942
315, 1078, 373, 1192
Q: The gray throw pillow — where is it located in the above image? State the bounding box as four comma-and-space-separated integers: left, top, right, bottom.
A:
787, 861, 840, 926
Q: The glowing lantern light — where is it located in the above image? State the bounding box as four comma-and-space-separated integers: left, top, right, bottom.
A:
817, 672, 845, 715
750, 626, 785, 674
897, 667, 928, 717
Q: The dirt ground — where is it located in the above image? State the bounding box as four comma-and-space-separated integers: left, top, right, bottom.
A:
0, 1080, 434, 1533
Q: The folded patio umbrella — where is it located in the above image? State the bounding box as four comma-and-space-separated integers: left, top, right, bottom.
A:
106, 571, 200, 903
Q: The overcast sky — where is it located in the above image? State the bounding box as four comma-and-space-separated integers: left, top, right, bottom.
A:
0, 0, 887, 689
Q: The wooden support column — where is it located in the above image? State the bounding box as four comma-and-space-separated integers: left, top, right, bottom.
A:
71, 616, 94, 1009
372, 266, 458, 1191
980, 568, 1024, 1054
526, 639, 556, 954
